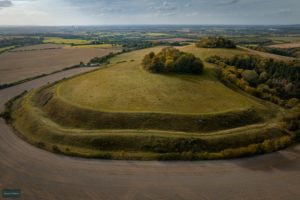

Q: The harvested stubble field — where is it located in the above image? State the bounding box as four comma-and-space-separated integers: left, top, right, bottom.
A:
268, 42, 300, 49
9, 44, 64, 51
0, 44, 120, 85
267, 36, 300, 44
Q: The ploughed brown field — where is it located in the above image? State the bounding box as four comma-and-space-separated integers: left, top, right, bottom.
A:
0, 44, 119, 85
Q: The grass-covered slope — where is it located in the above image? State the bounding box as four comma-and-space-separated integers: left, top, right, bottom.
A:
33, 85, 265, 132
8, 46, 293, 160
58, 46, 262, 114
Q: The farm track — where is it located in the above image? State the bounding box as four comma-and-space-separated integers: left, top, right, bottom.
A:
0, 67, 300, 200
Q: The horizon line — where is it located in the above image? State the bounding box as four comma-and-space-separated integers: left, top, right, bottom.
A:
0, 24, 300, 27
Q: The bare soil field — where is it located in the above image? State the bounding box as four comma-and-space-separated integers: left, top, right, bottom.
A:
0, 44, 119, 85
268, 42, 300, 49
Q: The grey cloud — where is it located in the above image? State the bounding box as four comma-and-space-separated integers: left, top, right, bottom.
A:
0, 0, 12, 8
152, 1, 179, 17
229, 0, 239, 5
0, 0, 36, 9
158, 1, 178, 11
215, 0, 240, 6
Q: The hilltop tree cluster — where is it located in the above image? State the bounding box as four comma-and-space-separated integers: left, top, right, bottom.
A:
196, 37, 236, 48
142, 47, 204, 74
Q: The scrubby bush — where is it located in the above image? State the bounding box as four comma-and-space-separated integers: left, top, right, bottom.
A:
236, 79, 249, 90
205, 55, 222, 63
242, 70, 259, 86
196, 37, 236, 48
88, 52, 117, 66
226, 73, 238, 83
0, 111, 11, 122
259, 71, 269, 82
285, 98, 300, 109
0, 91, 28, 122
283, 106, 300, 135
36, 142, 45, 148
52, 145, 61, 153
244, 86, 257, 96
142, 47, 204, 74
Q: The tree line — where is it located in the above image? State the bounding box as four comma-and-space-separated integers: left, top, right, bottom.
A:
0, 37, 43, 49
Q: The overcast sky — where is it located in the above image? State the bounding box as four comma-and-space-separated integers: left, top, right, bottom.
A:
0, 0, 299, 25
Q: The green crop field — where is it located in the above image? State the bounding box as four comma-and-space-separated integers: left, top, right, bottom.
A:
146, 32, 171, 37
8, 45, 292, 160
43, 37, 91, 45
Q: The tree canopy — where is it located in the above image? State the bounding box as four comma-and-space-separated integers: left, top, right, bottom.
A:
142, 47, 203, 74
206, 54, 300, 104
196, 37, 236, 48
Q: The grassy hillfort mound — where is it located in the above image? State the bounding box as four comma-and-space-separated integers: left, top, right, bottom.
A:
7, 45, 296, 160
52, 47, 263, 114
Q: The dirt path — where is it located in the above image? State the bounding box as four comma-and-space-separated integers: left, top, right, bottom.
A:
0, 66, 300, 200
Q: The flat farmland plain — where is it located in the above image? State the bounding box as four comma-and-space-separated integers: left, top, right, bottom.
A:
0, 44, 119, 85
